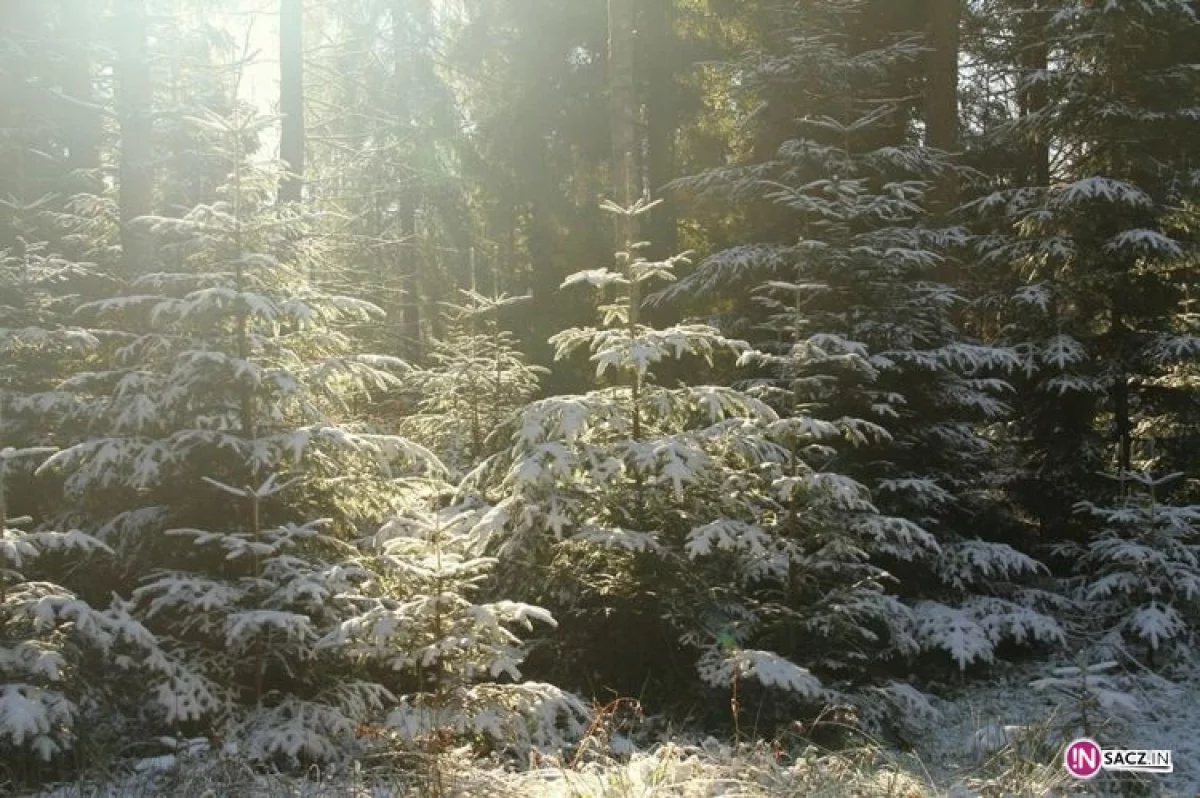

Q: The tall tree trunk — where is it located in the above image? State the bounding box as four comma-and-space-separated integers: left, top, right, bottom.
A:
1112, 307, 1132, 474
925, 0, 960, 209
399, 202, 422, 360
0, 2, 38, 215
59, 0, 100, 178
1110, 267, 1134, 474
278, 0, 304, 203
115, 0, 153, 277
642, 0, 677, 258
1018, 1, 1050, 186
392, 1, 420, 359
526, 189, 556, 369
609, 0, 642, 440
855, 0, 923, 148
1113, 374, 1132, 474
608, 0, 637, 226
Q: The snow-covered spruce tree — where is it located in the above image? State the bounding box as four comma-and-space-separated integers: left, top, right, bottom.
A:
36, 108, 442, 764
0, 162, 177, 775
655, 0, 1064, 674
967, 4, 1200, 685
0, 445, 114, 768
1030, 659, 1142, 748
0, 195, 101, 498
468, 198, 928, 726
394, 289, 546, 474
317, 501, 589, 771
970, 0, 1200, 520
1051, 471, 1200, 665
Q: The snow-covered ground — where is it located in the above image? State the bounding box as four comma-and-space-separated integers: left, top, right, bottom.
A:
23, 661, 1200, 797
918, 658, 1200, 796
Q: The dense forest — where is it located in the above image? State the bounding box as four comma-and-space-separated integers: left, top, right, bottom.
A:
2, 0, 1199, 794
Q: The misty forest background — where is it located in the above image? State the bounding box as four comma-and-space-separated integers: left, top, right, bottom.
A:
2, 0, 1200, 787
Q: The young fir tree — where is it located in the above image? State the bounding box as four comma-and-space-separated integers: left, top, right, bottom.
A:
0, 138, 171, 772
969, 2, 1200, 673
36, 108, 443, 763
1031, 659, 1143, 753
307, 0, 469, 360
319, 286, 589, 767
0, 17, 113, 516
657, 0, 1064, 673
396, 289, 547, 474
0, 445, 115, 766
0, 196, 101, 480
470, 198, 929, 726
972, 0, 1200, 521
317, 500, 590, 766
1056, 471, 1200, 664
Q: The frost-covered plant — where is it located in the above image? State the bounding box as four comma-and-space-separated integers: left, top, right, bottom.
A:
0, 446, 113, 763
909, 540, 1066, 671
35, 107, 443, 762
1030, 660, 1142, 744
0, 198, 126, 767
131, 474, 406, 765
655, 0, 1062, 674
318, 500, 590, 763
1060, 471, 1200, 663
971, 1, 1200, 513
0, 195, 103, 474
470, 198, 930, 720
396, 289, 546, 472
497, 738, 931, 798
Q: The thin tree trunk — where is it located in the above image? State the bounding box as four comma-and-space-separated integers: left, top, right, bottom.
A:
1113, 364, 1132, 474
925, 0, 960, 208
856, 0, 921, 148
391, 1, 421, 359
1112, 295, 1133, 474
527, 195, 555, 313
278, 0, 304, 203
525, 174, 558, 371
1018, 1, 1050, 186
115, 0, 153, 277
608, 0, 637, 222
398, 200, 421, 359
59, 0, 99, 177
642, 0, 677, 258
609, 0, 642, 442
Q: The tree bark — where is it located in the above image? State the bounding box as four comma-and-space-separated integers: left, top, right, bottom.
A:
526, 189, 556, 366
854, 0, 923, 149
115, 0, 153, 277
398, 200, 422, 360
278, 0, 305, 203
59, 0, 100, 177
1112, 308, 1132, 474
391, 1, 420, 359
642, 0, 677, 258
1018, 1, 1050, 186
608, 0, 637, 221
925, 0, 960, 208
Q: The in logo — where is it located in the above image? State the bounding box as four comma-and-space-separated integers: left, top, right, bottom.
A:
1064, 738, 1173, 779
1065, 738, 1103, 779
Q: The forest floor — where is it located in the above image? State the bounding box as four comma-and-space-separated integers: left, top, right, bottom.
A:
915, 657, 1200, 796
22, 661, 1200, 797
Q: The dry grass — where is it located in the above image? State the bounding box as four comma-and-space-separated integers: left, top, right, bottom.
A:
19, 718, 1167, 798
16, 742, 935, 798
